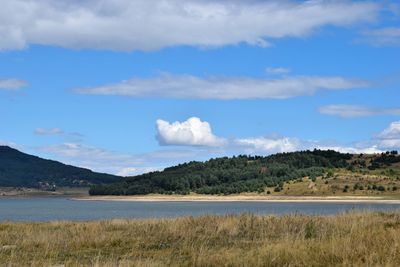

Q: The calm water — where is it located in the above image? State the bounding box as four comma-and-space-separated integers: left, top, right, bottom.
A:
1, 198, 400, 221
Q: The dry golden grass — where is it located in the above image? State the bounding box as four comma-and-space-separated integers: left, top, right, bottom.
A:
1, 212, 400, 266
269, 169, 400, 198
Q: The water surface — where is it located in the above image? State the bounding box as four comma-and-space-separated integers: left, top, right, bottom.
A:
1, 198, 399, 221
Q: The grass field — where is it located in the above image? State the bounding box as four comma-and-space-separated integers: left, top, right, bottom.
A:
1, 212, 400, 266
266, 168, 400, 198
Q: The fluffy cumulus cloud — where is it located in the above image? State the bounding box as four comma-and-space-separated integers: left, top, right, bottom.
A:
0, 79, 27, 90
318, 105, 400, 118
76, 73, 368, 100
0, 0, 379, 51
156, 117, 226, 147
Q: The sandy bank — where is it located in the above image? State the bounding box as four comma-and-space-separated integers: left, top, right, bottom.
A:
75, 195, 400, 204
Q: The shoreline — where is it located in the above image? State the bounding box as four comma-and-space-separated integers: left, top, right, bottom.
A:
75, 195, 400, 204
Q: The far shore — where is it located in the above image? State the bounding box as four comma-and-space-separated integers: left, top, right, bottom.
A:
75, 194, 400, 204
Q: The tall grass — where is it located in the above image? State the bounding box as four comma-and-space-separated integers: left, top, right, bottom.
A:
1, 212, 400, 266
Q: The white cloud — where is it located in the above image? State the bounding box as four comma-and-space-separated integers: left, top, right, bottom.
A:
0, 0, 379, 51
34, 128, 64, 135
76, 73, 368, 100
378, 121, 400, 139
265, 67, 290, 75
34, 128, 84, 142
235, 136, 384, 155
0, 79, 27, 90
117, 167, 162, 177
319, 105, 400, 118
234, 121, 400, 154
234, 132, 390, 155
0, 140, 19, 148
315, 145, 382, 154
362, 27, 400, 46
39, 143, 172, 175
376, 121, 400, 149
156, 117, 226, 147
235, 136, 300, 154
8, 120, 400, 177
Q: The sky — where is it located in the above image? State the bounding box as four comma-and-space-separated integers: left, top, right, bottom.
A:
0, 0, 400, 176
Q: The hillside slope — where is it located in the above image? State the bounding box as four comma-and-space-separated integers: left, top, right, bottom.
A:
89, 150, 400, 196
0, 146, 121, 188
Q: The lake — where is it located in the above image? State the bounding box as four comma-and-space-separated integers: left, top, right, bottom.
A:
1, 198, 400, 221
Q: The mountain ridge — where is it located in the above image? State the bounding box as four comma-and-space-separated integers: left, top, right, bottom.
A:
0, 145, 121, 188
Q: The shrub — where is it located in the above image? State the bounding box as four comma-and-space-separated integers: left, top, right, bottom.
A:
377, 185, 385, 191
274, 187, 282, 192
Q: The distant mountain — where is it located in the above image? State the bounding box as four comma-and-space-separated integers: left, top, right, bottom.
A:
0, 146, 121, 188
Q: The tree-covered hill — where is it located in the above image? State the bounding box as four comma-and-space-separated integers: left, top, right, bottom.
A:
0, 146, 121, 188
90, 149, 364, 195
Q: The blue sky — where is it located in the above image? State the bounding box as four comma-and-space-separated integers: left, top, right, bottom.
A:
0, 0, 400, 175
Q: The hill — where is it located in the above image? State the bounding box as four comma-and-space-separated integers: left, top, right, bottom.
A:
89, 149, 400, 196
0, 146, 121, 188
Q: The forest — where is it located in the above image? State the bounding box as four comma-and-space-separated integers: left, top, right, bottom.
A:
89, 149, 356, 195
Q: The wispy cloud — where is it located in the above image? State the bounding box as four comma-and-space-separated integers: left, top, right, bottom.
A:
34, 128, 84, 142
34, 128, 64, 136
234, 135, 383, 155
76, 73, 368, 100
0, 0, 379, 51
318, 105, 400, 118
116, 167, 163, 177
265, 67, 291, 75
235, 136, 300, 154
0, 140, 19, 148
314, 145, 382, 154
361, 27, 400, 47
38, 142, 211, 175
0, 79, 27, 90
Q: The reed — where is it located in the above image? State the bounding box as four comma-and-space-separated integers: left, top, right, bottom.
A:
1, 211, 400, 266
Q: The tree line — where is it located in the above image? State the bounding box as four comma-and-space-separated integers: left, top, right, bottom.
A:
89, 149, 353, 195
